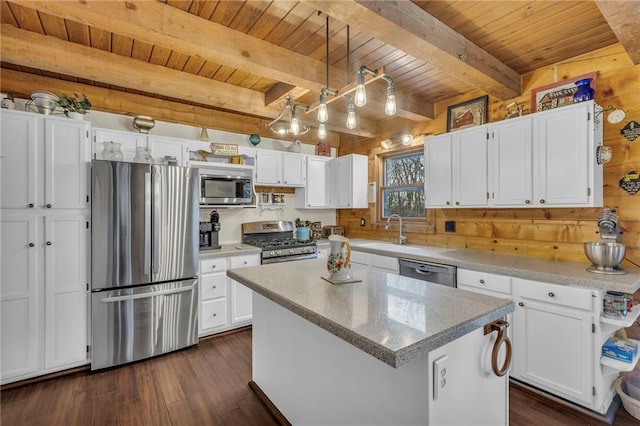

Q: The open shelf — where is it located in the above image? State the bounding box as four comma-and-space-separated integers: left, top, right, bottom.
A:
601, 339, 640, 372
600, 306, 640, 328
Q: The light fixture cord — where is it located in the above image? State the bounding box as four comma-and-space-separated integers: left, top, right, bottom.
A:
346, 25, 350, 84
325, 15, 330, 90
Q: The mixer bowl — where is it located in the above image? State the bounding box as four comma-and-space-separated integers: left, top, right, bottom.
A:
584, 241, 625, 271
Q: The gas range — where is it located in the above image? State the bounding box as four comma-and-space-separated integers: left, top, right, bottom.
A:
241, 220, 317, 264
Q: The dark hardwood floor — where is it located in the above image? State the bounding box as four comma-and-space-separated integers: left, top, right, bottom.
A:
1, 328, 638, 425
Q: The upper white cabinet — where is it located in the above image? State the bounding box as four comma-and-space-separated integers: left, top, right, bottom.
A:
489, 117, 534, 206
424, 101, 603, 209
295, 154, 368, 209
425, 126, 488, 208
295, 156, 331, 208
533, 102, 601, 206
1, 110, 90, 210
93, 128, 188, 166
255, 150, 306, 187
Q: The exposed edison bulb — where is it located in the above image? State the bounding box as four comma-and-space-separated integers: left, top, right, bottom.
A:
354, 84, 367, 107
290, 108, 300, 135
346, 102, 356, 129
317, 99, 328, 123
385, 84, 397, 116
318, 123, 327, 140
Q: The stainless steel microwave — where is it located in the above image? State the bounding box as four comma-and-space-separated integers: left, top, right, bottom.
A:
198, 167, 254, 206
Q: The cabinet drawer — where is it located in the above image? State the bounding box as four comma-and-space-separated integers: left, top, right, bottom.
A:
200, 273, 227, 300
350, 251, 369, 265
371, 254, 398, 273
229, 254, 260, 269
200, 257, 226, 274
201, 298, 227, 330
458, 269, 512, 295
515, 278, 593, 311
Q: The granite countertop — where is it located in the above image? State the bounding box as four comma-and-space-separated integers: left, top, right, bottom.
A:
227, 258, 514, 368
348, 239, 640, 294
199, 243, 261, 259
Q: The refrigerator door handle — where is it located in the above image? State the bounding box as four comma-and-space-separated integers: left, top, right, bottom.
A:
152, 167, 161, 274
99, 282, 196, 303
144, 171, 152, 275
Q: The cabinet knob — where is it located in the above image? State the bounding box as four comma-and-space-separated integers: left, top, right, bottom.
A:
539, 199, 545, 204
284, 181, 287, 184
212, 313, 217, 317
46, 204, 52, 208
518, 302, 524, 307
455, 201, 460, 205
46, 241, 52, 246
446, 201, 450, 205
211, 265, 216, 269
29, 242, 35, 247
28, 203, 34, 208
243, 261, 248, 265
548, 292, 555, 298
525, 200, 531, 204
212, 285, 216, 289
479, 279, 485, 284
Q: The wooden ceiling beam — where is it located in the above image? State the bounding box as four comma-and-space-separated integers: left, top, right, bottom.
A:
0, 69, 341, 147
595, 0, 640, 65
301, 0, 522, 100
0, 24, 377, 137
9, 0, 433, 121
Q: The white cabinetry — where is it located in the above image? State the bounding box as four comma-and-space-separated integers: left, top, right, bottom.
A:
350, 250, 399, 274
93, 128, 189, 166
533, 102, 601, 206
229, 254, 260, 323
489, 117, 534, 206
425, 126, 488, 208
512, 278, 595, 407
425, 101, 602, 208
198, 253, 260, 337
255, 150, 306, 187
295, 154, 368, 209
0, 110, 90, 385
295, 156, 331, 208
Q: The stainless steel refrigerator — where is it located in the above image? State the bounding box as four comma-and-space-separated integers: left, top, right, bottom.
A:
91, 160, 199, 370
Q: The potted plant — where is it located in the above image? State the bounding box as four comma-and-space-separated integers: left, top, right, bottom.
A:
57, 93, 91, 119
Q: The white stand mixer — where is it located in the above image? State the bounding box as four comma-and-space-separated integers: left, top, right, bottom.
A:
584, 208, 626, 275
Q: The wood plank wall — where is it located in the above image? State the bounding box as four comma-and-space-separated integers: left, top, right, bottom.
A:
338, 44, 640, 266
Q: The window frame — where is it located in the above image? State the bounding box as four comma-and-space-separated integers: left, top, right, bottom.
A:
373, 145, 435, 234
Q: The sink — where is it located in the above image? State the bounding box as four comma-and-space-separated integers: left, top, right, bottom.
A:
355, 242, 450, 256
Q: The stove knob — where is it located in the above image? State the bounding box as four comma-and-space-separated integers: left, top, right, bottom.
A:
270, 251, 275, 256
289, 249, 294, 254
276, 250, 282, 256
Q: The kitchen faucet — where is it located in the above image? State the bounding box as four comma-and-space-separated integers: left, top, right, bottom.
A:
385, 214, 406, 245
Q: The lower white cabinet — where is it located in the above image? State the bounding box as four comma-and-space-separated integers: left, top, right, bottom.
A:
1, 213, 89, 385
198, 252, 260, 337
350, 250, 399, 274
512, 278, 596, 408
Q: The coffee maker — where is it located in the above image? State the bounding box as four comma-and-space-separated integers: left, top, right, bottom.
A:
199, 210, 221, 250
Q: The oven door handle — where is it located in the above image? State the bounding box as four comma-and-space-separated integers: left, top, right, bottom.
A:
99, 282, 196, 303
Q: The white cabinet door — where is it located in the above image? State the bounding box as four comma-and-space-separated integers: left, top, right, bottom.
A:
45, 118, 90, 209
0, 215, 40, 383
295, 156, 331, 208
424, 134, 452, 207
43, 214, 88, 369
282, 153, 306, 186
513, 281, 594, 406
489, 117, 533, 206
1, 111, 39, 209
93, 128, 145, 162
333, 154, 368, 208
255, 150, 282, 185
452, 126, 488, 207
533, 103, 591, 206
148, 135, 188, 166
229, 254, 260, 324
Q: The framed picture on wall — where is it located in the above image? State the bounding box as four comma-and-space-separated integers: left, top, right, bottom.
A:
530, 72, 596, 112
446, 95, 488, 132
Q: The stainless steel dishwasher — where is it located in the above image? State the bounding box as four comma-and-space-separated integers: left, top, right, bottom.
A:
398, 258, 457, 287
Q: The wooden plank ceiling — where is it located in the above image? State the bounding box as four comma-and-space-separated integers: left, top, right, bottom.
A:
0, 0, 634, 139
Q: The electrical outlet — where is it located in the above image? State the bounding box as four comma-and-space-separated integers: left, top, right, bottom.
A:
360, 218, 366, 227
433, 354, 449, 401
444, 221, 456, 232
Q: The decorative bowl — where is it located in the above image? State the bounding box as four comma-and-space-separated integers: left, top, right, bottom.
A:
584, 241, 625, 271
30, 91, 59, 115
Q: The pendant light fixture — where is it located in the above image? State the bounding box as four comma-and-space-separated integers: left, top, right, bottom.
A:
266, 95, 310, 136
346, 97, 357, 129
317, 15, 337, 140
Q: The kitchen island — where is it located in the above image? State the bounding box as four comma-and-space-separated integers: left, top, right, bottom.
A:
228, 258, 514, 425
